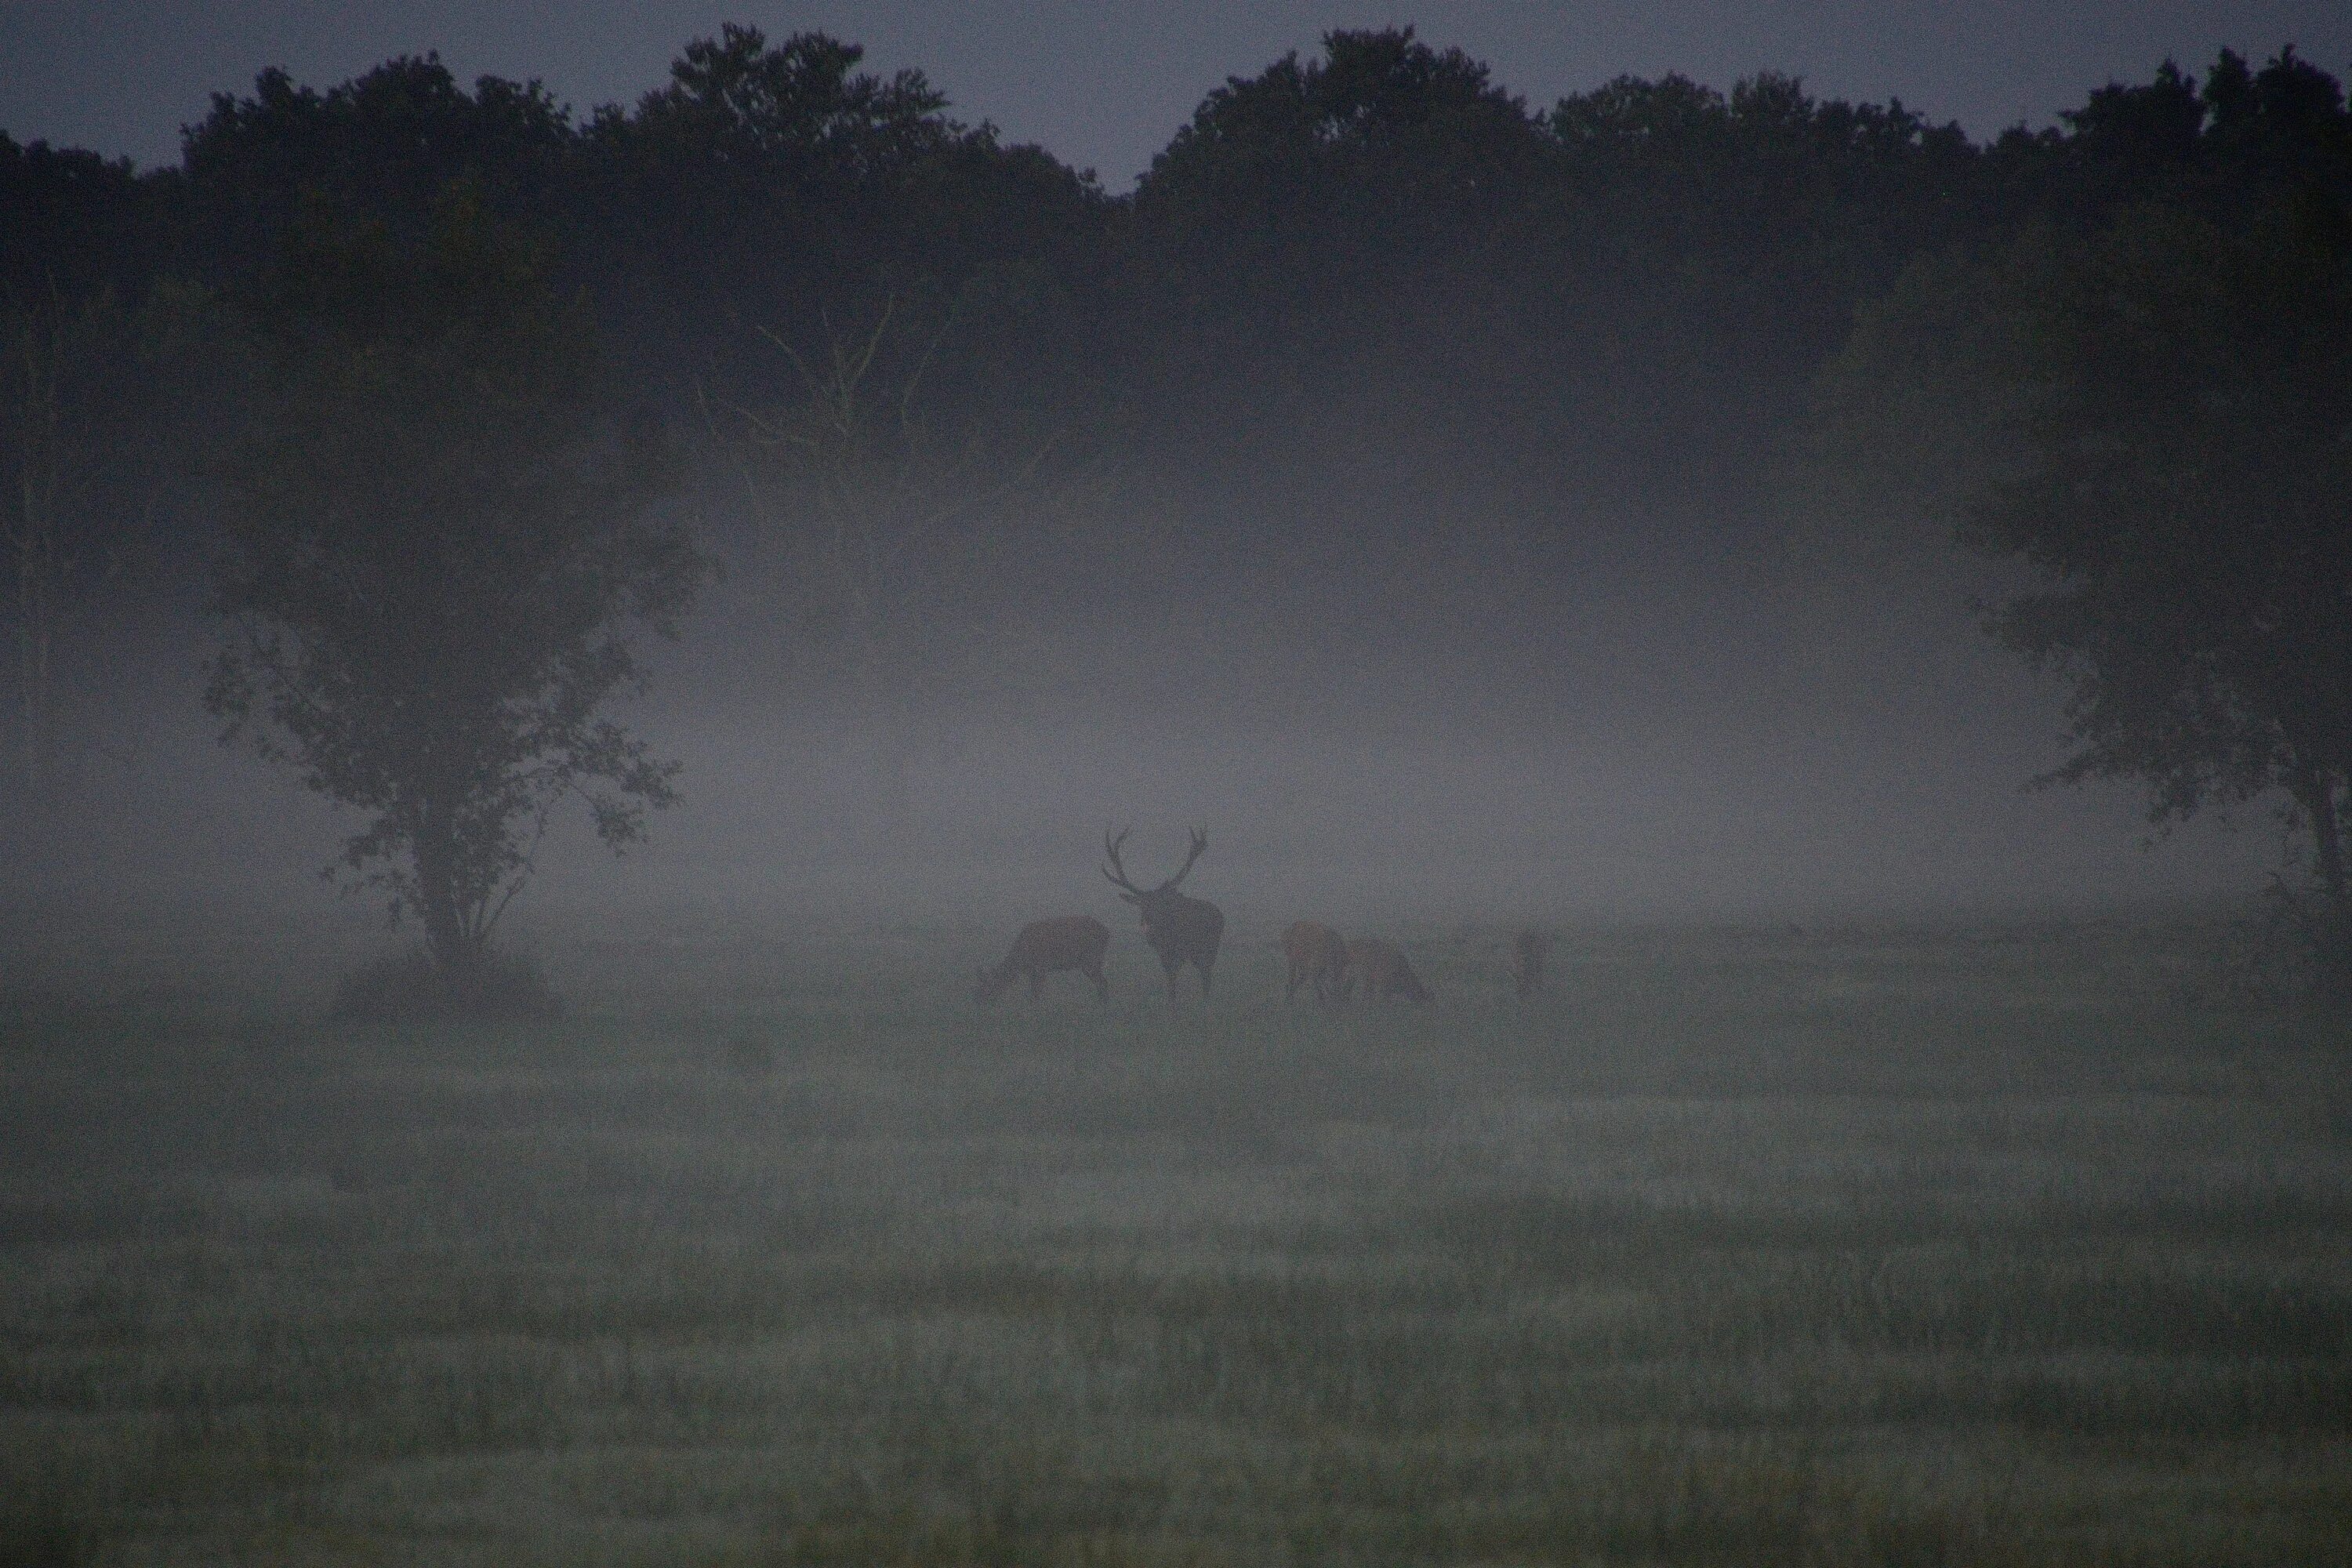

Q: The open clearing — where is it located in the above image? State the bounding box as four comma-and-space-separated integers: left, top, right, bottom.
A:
3, 913, 2348, 1565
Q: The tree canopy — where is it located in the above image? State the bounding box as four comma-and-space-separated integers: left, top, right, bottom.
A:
207, 189, 705, 989
1981, 205, 2350, 887
29, 27, 2339, 505
1822, 52, 2352, 978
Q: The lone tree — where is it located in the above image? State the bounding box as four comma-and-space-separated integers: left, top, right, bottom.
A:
209, 189, 704, 995
1827, 191, 2352, 983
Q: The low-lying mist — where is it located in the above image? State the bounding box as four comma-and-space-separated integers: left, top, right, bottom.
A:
3, 466, 2267, 938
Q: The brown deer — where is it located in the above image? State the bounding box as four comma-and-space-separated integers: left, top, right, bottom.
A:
975, 915, 1111, 1004
1102, 826, 1225, 1001
1280, 920, 1350, 1004
1511, 929, 1548, 1000
1345, 937, 1432, 1004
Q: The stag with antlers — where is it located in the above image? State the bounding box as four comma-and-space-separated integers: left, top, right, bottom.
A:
1102, 826, 1225, 1001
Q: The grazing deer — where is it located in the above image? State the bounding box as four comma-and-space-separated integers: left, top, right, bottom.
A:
1345, 937, 1432, 1004
1280, 920, 1350, 1004
975, 915, 1111, 1004
1511, 929, 1548, 1000
1102, 826, 1225, 1001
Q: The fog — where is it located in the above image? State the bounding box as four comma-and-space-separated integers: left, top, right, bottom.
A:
5, 464, 2267, 939
9, 31, 2328, 949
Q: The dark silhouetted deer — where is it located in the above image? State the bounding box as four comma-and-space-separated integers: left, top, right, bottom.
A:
1512, 929, 1548, 1000
1345, 937, 1432, 1004
1280, 920, 1350, 1005
1102, 826, 1225, 1001
975, 915, 1111, 1004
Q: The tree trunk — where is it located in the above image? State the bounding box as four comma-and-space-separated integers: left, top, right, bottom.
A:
412, 811, 481, 983
9, 291, 71, 802
13, 473, 61, 800
2295, 763, 2352, 999
14, 539, 39, 797
2307, 765, 2346, 906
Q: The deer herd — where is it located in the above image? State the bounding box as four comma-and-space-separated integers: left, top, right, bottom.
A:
975, 826, 1549, 1008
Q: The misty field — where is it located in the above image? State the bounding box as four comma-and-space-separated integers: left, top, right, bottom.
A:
3, 913, 2348, 1566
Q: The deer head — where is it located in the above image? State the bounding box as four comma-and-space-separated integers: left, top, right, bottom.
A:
1102, 826, 1208, 924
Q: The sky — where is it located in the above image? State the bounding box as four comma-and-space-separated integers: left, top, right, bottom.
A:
5, 1, 2351, 187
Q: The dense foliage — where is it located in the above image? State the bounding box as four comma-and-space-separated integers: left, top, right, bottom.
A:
14, 29, 2343, 550
24, 31, 2320, 478
1825, 55, 2352, 976
1984, 207, 2350, 870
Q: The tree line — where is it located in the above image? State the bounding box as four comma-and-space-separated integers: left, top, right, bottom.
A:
2, 27, 2347, 998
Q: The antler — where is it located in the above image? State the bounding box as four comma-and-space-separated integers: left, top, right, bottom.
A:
1167, 827, 1209, 888
1102, 825, 1143, 893
1103, 825, 1210, 893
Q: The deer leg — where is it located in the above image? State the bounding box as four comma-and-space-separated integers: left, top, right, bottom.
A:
1197, 954, 1215, 996
1162, 956, 1181, 1003
1089, 960, 1107, 1002
1030, 970, 1044, 1001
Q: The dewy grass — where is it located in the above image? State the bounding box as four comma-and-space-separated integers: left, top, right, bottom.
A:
0, 915, 2347, 1564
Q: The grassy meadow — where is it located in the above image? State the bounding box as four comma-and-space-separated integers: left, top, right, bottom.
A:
2, 909, 2348, 1565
